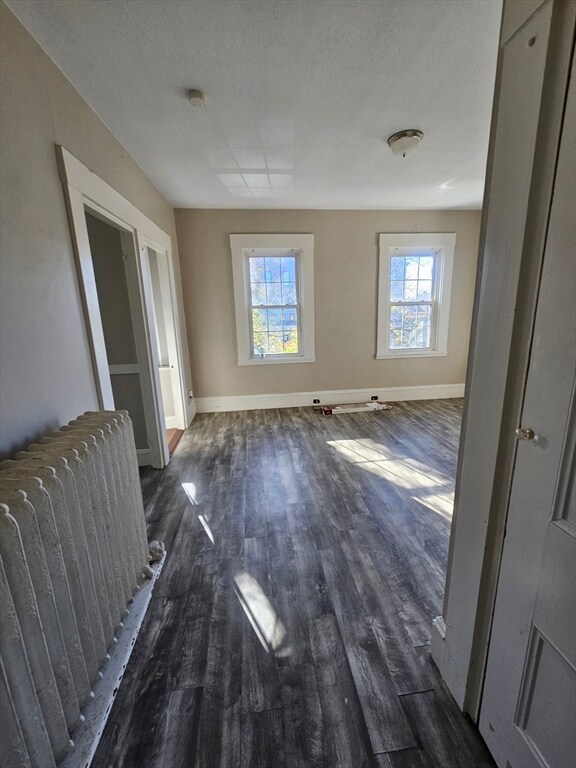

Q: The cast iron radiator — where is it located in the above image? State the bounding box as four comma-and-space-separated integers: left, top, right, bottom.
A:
0, 410, 152, 768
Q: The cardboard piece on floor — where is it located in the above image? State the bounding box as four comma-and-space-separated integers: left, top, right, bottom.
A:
319, 401, 392, 415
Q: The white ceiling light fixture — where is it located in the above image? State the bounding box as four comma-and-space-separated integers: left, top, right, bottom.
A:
188, 88, 206, 108
387, 129, 424, 158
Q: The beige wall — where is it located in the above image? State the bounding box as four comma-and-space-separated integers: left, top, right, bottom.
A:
175, 209, 481, 399
0, 3, 184, 456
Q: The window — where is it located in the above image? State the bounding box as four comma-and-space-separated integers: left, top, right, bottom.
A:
230, 234, 315, 365
376, 233, 455, 358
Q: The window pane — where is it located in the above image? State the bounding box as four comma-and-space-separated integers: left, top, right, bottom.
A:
390, 306, 403, 328
266, 282, 283, 304
418, 256, 434, 280
417, 280, 432, 300
251, 254, 297, 305
390, 327, 403, 349
265, 256, 281, 283
389, 303, 431, 349
250, 282, 266, 305
282, 308, 298, 327
390, 280, 404, 301
249, 257, 265, 282
390, 255, 405, 280
252, 308, 268, 333
253, 331, 268, 355
417, 305, 432, 347
404, 281, 418, 300
280, 256, 296, 283
283, 331, 299, 353
282, 282, 296, 304
267, 308, 283, 329
405, 257, 419, 280
267, 333, 284, 354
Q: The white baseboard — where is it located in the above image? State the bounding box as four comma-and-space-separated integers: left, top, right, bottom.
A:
136, 448, 152, 466
195, 383, 465, 414
164, 415, 179, 429
185, 396, 197, 426
431, 615, 447, 671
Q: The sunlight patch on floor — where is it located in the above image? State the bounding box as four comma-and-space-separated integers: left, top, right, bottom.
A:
412, 493, 454, 519
326, 439, 454, 519
233, 572, 291, 658
198, 514, 215, 544
182, 481, 198, 505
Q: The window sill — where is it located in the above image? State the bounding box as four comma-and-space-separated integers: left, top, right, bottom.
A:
376, 350, 448, 360
238, 356, 316, 366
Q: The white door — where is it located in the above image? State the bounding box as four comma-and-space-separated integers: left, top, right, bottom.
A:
479, 57, 576, 768
146, 246, 186, 431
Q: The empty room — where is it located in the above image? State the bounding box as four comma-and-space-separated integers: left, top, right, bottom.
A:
0, 1, 574, 768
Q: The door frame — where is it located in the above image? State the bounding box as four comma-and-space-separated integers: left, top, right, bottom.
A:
57, 146, 191, 468
142, 242, 188, 431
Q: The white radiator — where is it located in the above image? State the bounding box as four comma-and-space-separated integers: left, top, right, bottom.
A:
0, 411, 152, 768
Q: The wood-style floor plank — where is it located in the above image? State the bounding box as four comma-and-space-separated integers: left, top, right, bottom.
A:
279, 663, 327, 768
398, 689, 495, 768
320, 546, 416, 754
339, 529, 433, 695
267, 525, 313, 666
240, 536, 281, 712
193, 559, 243, 768
241, 709, 285, 768
92, 400, 495, 768
149, 687, 203, 766
375, 746, 429, 768
308, 614, 376, 768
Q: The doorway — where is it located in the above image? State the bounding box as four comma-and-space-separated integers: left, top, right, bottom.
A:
147, 246, 186, 455
84, 211, 158, 466
57, 146, 193, 469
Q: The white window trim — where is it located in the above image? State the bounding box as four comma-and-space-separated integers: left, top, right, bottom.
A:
230, 234, 316, 366
376, 233, 455, 359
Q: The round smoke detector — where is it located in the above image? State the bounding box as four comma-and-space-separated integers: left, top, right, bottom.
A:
387, 129, 424, 158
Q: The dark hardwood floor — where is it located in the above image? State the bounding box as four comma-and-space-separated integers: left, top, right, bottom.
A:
92, 400, 495, 768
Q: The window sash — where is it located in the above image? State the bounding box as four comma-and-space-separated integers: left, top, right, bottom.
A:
388, 252, 438, 351
377, 233, 455, 359
389, 300, 434, 350
246, 254, 302, 358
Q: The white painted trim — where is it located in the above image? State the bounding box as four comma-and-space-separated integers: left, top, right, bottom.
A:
108, 364, 140, 375
195, 383, 465, 413
431, 616, 447, 671
136, 448, 152, 466
377, 233, 455, 359
376, 351, 447, 360
62, 186, 115, 409
186, 395, 197, 426
143, 243, 190, 432
127, 232, 168, 468
230, 234, 315, 365
164, 416, 179, 429
237, 355, 316, 366
58, 148, 170, 249
59, 556, 165, 768
57, 146, 193, 466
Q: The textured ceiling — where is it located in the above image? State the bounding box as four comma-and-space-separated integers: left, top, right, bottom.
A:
7, 0, 502, 209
